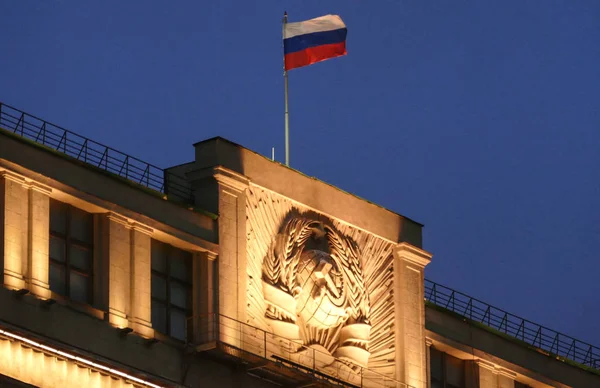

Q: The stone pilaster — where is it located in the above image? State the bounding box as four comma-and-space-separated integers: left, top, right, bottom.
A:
27, 182, 52, 299
213, 167, 249, 323
1, 170, 52, 297
193, 251, 217, 344
425, 338, 433, 388
1, 171, 28, 290
105, 213, 131, 328
472, 360, 517, 388
497, 367, 516, 388
476, 360, 498, 388
392, 242, 432, 388
129, 223, 153, 337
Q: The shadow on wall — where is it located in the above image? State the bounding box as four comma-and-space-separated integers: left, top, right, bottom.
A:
164, 136, 246, 215
165, 135, 423, 249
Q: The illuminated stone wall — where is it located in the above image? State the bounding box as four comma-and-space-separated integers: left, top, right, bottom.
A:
0, 170, 51, 298
0, 333, 138, 388
244, 184, 431, 386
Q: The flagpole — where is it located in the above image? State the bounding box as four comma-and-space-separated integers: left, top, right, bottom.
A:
283, 11, 290, 166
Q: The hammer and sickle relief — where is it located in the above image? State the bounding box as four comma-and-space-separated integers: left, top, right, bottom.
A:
261, 215, 371, 369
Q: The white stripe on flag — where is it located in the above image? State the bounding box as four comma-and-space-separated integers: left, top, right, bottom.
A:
284, 14, 346, 39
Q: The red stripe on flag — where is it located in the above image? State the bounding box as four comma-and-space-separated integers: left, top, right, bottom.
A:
284, 42, 347, 71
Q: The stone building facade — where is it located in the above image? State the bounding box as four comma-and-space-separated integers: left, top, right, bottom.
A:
0, 103, 597, 387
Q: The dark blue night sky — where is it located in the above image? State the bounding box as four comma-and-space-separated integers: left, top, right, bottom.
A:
2, 1, 599, 344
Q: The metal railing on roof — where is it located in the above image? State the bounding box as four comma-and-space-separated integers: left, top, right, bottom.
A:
425, 279, 600, 369
0, 103, 193, 204
188, 313, 412, 388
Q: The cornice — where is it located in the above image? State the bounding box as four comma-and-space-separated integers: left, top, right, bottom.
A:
496, 366, 517, 379
129, 222, 153, 236
475, 359, 497, 372
475, 359, 517, 378
0, 169, 52, 194
185, 166, 250, 193
0, 169, 26, 185
394, 242, 432, 268
27, 180, 52, 195
212, 166, 250, 192
106, 212, 130, 227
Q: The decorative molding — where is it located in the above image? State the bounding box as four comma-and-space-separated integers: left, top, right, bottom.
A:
213, 166, 250, 192
394, 242, 432, 268
206, 251, 218, 261
496, 366, 517, 379
0, 169, 53, 195
425, 337, 434, 347
475, 359, 497, 372
106, 212, 130, 227
26, 180, 52, 195
129, 222, 153, 236
0, 169, 26, 185
0, 327, 162, 388
186, 166, 250, 192
475, 359, 517, 379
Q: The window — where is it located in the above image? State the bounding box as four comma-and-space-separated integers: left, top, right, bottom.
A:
49, 199, 94, 304
151, 239, 192, 341
431, 348, 465, 388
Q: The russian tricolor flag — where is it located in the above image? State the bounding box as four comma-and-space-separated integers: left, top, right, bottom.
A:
284, 15, 347, 71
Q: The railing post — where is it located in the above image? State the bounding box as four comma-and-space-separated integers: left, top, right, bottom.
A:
210, 313, 219, 342
360, 366, 363, 388
239, 319, 243, 351
585, 345, 592, 366
468, 299, 473, 320
263, 329, 267, 358
552, 333, 559, 354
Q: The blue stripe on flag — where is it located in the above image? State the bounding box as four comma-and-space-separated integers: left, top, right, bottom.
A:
284, 28, 347, 55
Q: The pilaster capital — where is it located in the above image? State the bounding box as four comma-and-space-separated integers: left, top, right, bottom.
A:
185, 166, 250, 193
106, 212, 130, 227
425, 337, 434, 347
496, 367, 517, 379
129, 222, 153, 236
475, 359, 497, 372
0, 169, 26, 185
0, 169, 53, 194
213, 166, 250, 193
27, 180, 52, 195
205, 251, 218, 261
393, 242, 432, 268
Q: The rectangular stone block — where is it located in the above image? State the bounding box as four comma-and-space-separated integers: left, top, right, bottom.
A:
130, 227, 152, 337
106, 214, 131, 328
498, 374, 514, 388
28, 188, 50, 298
1, 175, 27, 290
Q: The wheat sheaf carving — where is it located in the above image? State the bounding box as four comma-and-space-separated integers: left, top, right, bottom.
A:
246, 186, 397, 375
261, 213, 371, 326
326, 226, 370, 324
262, 215, 369, 313
262, 218, 320, 294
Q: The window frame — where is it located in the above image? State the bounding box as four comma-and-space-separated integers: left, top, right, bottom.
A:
49, 199, 94, 305
151, 239, 193, 341
430, 347, 466, 388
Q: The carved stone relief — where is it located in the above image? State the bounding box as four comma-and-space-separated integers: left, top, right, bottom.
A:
246, 186, 397, 378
